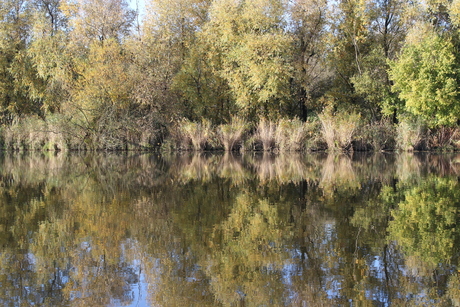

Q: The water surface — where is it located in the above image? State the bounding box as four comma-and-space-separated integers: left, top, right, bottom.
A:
0, 152, 459, 306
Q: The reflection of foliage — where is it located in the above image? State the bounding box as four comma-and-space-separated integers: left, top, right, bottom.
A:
388, 176, 460, 267
320, 154, 360, 195
448, 274, 460, 306
2, 153, 460, 305
204, 193, 289, 306
31, 198, 140, 306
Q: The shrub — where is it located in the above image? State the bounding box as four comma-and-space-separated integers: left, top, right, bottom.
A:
428, 126, 458, 150
360, 118, 396, 151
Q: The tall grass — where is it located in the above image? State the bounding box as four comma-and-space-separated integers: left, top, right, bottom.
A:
217, 116, 248, 151
275, 118, 308, 152
396, 118, 425, 151
318, 107, 360, 151
254, 118, 276, 151
3, 115, 68, 151
177, 118, 213, 151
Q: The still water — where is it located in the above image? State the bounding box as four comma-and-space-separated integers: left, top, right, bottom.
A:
0, 152, 459, 306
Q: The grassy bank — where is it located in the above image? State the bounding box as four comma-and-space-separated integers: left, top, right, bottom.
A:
3, 111, 459, 153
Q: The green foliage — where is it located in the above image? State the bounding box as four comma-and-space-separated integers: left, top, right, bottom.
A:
389, 24, 460, 127
201, 0, 294, 120
388, 176, 460, 267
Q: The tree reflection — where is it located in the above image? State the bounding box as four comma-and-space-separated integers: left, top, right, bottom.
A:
0, 152, 459, 305
388, 176, 460, 267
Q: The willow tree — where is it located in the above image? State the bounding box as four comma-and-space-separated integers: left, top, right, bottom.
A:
56, 0, 138, 148
326, 0, 371, 111
0, 0, 38, 120
200, 0, 294, 120
130, 0, 213, 124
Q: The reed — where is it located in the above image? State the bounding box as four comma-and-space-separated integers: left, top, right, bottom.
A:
275, 118, 307, 152
396, 119, 425, 151
254, 118, 276, 151
318, 107, 360, 151
177, 118, 213, 151
217, 116, 248, 151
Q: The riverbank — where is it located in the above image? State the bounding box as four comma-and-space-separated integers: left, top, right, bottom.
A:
1, 114, 459, 153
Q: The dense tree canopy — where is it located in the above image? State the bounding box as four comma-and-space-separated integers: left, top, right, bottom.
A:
0, 0, 459, 149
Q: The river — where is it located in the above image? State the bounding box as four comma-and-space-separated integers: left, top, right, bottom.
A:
0, 152, 459, 306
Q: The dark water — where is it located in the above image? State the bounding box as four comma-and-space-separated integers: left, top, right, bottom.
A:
0, 151, 460, 306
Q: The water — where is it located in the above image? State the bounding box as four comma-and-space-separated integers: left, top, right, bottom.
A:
0, 152, 459, 306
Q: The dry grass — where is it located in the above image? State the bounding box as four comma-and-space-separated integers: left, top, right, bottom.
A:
396, 119, 425, 151
3, 115, 68, 151
177, 118, 213, 151
217, 116, 248, 151
318, 107, 360, 151
255, 118, 276, 151
275, 118, 308, 152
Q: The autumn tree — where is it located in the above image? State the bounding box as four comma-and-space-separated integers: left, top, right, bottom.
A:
200, 0, 294, 120
0, 0, 39, 120
326, 0, 371, 111
131, 0, 213, 124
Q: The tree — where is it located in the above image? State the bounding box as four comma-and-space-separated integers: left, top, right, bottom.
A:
326, 0, 371, 111
388, 176, 460, 267
289, 0, 329, 120
0, 0, 39, 119
201, 0, 294, 120
127, 0, 210, 121
389, 23, 460, 127
351, 0, 410, 121
61, 0, 135, 44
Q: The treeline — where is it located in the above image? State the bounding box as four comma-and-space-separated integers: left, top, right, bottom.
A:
1, 0, 460, 151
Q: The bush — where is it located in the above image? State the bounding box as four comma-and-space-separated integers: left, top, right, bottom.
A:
360, 118, 396, 151
428, 126, 459, 151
